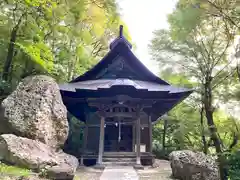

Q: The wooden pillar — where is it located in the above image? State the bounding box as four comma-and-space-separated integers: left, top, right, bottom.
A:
97, 116, 105, 165
136, 116, 141, 165
81, 124, 88, 165
148, 115, 152, 153
132, 124, 135, 151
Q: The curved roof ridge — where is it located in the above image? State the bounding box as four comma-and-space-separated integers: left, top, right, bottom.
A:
71, 32, 169, 85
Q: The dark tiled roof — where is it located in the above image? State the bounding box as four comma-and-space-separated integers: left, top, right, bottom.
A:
59, 79, 191, 93
71, 36, 169, 85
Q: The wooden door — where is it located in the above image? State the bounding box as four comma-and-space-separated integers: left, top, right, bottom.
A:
104, 124, 133, 152
119, 125, 133, 152
104, 124, 118, 152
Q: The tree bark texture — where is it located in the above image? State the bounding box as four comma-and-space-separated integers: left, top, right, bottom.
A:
2, 14, 24, 81
200, 106, 208, 154
204, 79, 227, 180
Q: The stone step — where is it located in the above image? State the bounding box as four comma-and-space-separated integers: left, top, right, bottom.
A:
104, 152, 136, 155
102, 161, 137, 166
103, 158, 136, 162
103, 155, 136, 159
103, 156, 136, 166
103, 153, 137, 158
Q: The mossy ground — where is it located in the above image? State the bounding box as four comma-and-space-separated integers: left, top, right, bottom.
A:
0, 162, 31, 177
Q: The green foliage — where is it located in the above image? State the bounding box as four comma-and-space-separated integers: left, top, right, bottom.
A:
168, 0, 240, 39
153, 102, 204, 151
18, 42, 54, 72
227, 151, 240, 180
160, 68, 195, 88
73, 176, 81, 180
152, 140, 175, 160
0, 80, 11, 96
168, 1, 204, 40
150, 2, 240, 179
0, 0, 131, 90
64, 115, 84, 157
0, 162, 31, 177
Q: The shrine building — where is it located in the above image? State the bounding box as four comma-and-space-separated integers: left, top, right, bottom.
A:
59, 25, 192, 168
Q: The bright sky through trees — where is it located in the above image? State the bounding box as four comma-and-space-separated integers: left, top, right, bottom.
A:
118, 0, 177, 74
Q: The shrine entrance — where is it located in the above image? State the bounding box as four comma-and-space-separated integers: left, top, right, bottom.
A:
104, 119, 133, 152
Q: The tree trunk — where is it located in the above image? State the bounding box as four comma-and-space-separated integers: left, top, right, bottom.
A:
204, 79, 227, 180
200, 106, 208, 154
2, 28, 18, 81
237, 63, 240, 82
2, 15, 24, 81
205, 108, 227, 180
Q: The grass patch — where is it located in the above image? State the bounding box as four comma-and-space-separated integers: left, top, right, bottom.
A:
74, 176, 80, 180
0, 162, 31, 177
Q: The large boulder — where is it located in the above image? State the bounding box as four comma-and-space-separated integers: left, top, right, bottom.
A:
1, 75, 68, 149
0, 134, 79, 180
169, 150, 219, 180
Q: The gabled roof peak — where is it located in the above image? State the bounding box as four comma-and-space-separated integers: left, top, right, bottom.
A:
110, 25, 132, 50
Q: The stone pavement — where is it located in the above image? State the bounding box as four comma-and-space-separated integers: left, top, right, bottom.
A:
75, 160, 174, 180
100, 166, 139, 180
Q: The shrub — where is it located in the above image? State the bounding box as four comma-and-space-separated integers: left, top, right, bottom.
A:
152, 140, 175, 160
227, 151, 240, 180
64, 115, 84, 157
0, 80, 10, 94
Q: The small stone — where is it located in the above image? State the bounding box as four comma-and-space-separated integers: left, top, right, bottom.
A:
46, 165, 75, 180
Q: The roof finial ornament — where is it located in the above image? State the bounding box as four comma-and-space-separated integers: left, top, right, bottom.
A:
109, 24, 132, 50
119, 25, 123, 38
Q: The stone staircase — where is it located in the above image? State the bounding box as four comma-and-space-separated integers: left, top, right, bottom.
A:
102, 152, 137, 166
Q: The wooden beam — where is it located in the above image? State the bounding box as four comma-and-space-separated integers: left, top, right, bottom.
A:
140, 124, 150, 128
88, 95, 140, 102
84, 124, 100, 127
88, 101, 152, 109
87, 96, 181, 103
97, 111, 138, 118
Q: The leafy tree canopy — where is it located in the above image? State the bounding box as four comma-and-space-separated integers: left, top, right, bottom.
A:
0, 0, 131, 92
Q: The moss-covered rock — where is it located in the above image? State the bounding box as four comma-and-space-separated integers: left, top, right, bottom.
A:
169, 150, 219, 180
0, 134, 79, 180
1, 75, 68, 149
